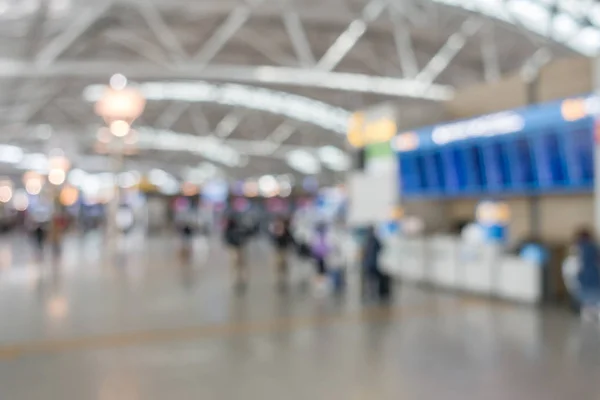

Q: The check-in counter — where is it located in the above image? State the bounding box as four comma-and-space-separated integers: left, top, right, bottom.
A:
383, 234, 542, 304
495, 256, 542, 303
459, 243, 501, 295
397, 237, 427, 282
429, 235, 461, 288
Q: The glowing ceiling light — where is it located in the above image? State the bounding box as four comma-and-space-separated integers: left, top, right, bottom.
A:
181, 182, 199, 197
118, 171, 140, 188
25, 179, 42, 195
60, 185, 79, 207
258, 175, 279, 197
0, 185, 12, 203
68, 169, 87, 187
149, 169, 169, 186
110, 73, 128, 90
81, 175, 101, 198
48, 168, 66, 185
109, 120, 130, 137
0, 145, 23, 164
243, 180, 259, 198
278, 181, 292, 197
286, 150, 321, 175
158, 178, 180, 195
13, 189, 28, 211
19, 153, 48, 173
318, 146, 350, 171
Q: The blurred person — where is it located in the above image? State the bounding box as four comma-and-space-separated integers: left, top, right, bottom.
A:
49, 213, 68, 259
178, 221, 195, 260
31, 222, 47, 260
326, 219, 348, 295
311, 222, 330, 293
269, 217, 294, 289
362, 225, 391, 302
224, 216, 248, 290
569, 228, 600, 319
292, 213, 314, 287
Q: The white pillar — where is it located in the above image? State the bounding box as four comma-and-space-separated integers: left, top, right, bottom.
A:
594, 57, 600, 236
107, 150, 124, 252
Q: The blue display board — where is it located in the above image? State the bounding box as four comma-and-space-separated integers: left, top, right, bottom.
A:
395, 94, 598, 199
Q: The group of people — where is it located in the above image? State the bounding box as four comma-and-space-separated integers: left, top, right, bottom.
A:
222, 212, 392, 300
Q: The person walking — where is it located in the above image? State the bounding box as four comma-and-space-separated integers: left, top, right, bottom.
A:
269, 217, 294, 290
362, 226, 390, 302
179, 222, 194, 260
326, 220, 348, 295
224, 216, 248, 291
570, 228, 600, 319
32, 222, 47, 260
311, 222, 331, 294
292, 211, 314, 288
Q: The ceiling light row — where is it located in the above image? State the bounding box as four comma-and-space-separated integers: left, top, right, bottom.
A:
84, 81, 351, 134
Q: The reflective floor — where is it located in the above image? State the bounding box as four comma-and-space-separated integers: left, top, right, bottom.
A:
0, 233, 599, 399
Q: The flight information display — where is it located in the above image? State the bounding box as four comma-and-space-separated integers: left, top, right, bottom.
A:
396, 94, 596, 199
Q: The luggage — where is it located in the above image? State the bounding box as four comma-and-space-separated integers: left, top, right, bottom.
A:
378, 272, 392, 300
330, 268, 345, 292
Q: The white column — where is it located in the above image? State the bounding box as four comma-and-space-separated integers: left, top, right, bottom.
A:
107, 149, 124, 252
594, 57, 600, 236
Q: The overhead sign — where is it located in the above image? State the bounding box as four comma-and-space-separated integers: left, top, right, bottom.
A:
394, 94, 599, 152
431, 111, 524, 145
347, 105, 397, 148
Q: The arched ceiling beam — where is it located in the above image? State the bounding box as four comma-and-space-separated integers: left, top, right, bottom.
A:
0, 60, 454, 102
430, 0, 600, 56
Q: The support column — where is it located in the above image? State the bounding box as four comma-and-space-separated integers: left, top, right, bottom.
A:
526, 72, 540, 238
594, 57, 600, 236
107, 149, 124, 253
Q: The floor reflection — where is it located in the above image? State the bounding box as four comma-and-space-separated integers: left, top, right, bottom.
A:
0, 232, 597, 400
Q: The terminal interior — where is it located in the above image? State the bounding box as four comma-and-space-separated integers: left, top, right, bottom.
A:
0, 1, 600, 399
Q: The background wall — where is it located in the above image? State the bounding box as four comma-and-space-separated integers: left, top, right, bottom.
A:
404, 194, 593, 245
537, 57, 592, 102
445, 74, 528, 119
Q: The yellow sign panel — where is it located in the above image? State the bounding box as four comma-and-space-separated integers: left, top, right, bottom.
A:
138, 177, 157, 193
347, 112, 397, 148
561, 98, 587, 122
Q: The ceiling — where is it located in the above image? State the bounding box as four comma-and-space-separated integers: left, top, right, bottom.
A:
0, 0, 592, 185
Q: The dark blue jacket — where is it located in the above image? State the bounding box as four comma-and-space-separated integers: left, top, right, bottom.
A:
362, 234, 382, 271
577, 240, 600, 291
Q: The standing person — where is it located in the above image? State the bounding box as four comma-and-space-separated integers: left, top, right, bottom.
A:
571, 228, 600, 318
49, 213, 68, 259
179, 222, 194, 260
292, 210, 314, 287
32, 222, 47, 260
269, 217, 294, 289
326, 220, 348, 295
224, 216, 247, 290
362, 226, 390, 301
311, 222, 330, 293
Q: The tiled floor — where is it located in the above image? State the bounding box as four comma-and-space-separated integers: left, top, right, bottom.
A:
0, 232, 598, 399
